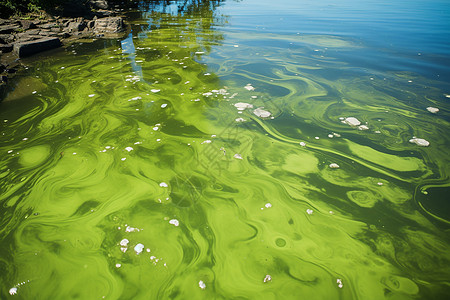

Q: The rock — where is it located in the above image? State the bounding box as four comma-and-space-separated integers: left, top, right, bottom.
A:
0, 34, 14, 44
68, 21, 86, 32
13, 37, 62, 58
329, 163, 340, 168
0, 25, 20, 34
58, 32, 71, 38
89, 0, 109, 10
38, 22, 58, 29
93, 17, 125, 33
409, 138, 430, 147
87, 20, 95, 29
19, 20, 37, 30
0, 44, 13, 53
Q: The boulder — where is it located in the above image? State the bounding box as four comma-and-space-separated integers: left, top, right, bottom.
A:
94, 17, 125, 33
0, 44, 13, 53
0, 25, 20, 34
68, 20, 86, 32
89, 0, 109, 10
0, 34, 14, 44
13, 37, 62, 58
19, 20, 37, 30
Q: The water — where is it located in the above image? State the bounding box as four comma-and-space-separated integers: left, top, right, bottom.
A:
1, 0, 450, 298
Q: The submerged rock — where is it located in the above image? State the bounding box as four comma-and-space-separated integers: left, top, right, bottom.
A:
409, 138, 430, 147
253, 107, 272, 118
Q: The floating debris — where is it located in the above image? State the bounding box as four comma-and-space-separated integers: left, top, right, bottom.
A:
235, 117, 246, 122
151, 89, 160, 93
115, 263, 121, 268
9, 287, 17, 295
342, 117, 361, 126
129, 96, 141, 101
329, 163, 340, 169
125, 147, 133, 152
244, 84, 255, 91
201, 140, 212, 144
120, 239, 129, 247
337, 278, 343, 288
426, 107, 439, 113
377, 182, 383, 186
233, 153, 243, 160
169, 219, 179, 227
134, 243, 145, 255
263, 275, 272, 283
234, 102, 253, 111
328, 134, 334, 138
265, 203, 272, 208
160, 182, 168, 187
121, 158, 126, 161
161, 103, 168, 108
306, 209, 313, 215
88, 94, 95, 97
125, 226, 139, 232
199, 280, 206, 290
299, 142, 306, 147
409, 138, 430, 147
253, 107, 272, 118
358, 125, 369, 130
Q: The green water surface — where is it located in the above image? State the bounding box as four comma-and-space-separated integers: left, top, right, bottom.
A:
1, 0, 450, 299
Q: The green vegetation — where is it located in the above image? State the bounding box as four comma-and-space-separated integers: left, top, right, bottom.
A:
0, 0, 66, 18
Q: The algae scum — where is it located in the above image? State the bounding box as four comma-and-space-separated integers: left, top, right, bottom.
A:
1, 0, 450, 299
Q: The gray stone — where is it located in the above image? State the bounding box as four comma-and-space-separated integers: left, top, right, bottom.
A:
89, 0, 109, 10
0, 34, 15, 44
0, 44, 13, 53
20, 20, 37, 30
93, 17, 125, 33
0, 25, 20, 34
13, 37, 62, 58
68, 21, 86, 32
38, 23, 58, 29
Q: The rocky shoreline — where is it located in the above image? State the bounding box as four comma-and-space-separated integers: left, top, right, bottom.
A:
0, 0, 130, 88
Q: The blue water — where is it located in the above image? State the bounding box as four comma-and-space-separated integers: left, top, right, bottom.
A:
218, 0, 450, 80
